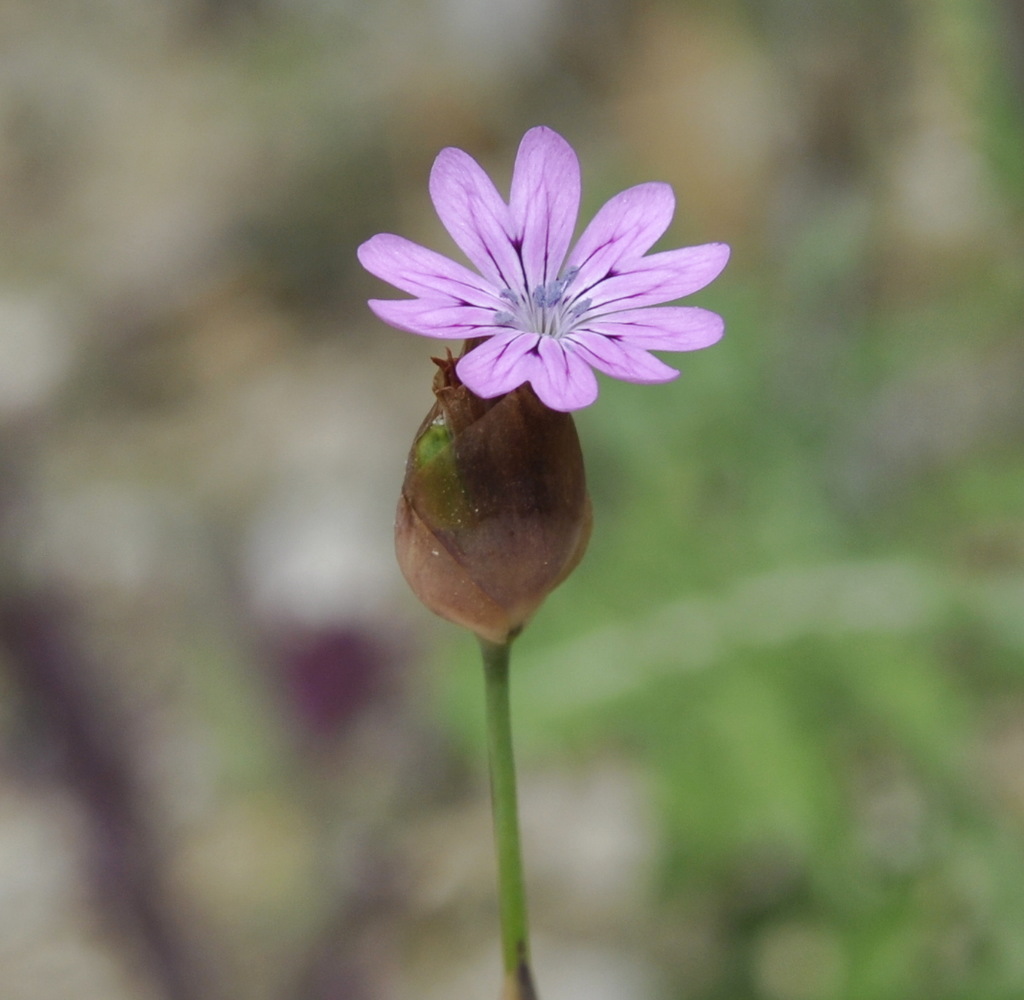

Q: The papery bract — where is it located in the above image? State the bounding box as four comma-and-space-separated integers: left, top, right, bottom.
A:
395, 355, 591, 644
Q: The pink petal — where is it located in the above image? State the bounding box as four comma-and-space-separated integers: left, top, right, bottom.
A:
586, 243, 731, 312
509, 127, 580, 289
530, 337, 599, 411
582, 306, 725, 351
357, 234, 501, 307
429, 147, 525, 292
368, 298, 498, 339
456, 330, 541, 398
566, 183, 675, 291
567, 331, 679, 384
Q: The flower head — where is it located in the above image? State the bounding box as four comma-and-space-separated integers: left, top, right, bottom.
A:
358, 126, 729, 412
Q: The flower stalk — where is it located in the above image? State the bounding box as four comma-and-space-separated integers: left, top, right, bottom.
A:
480, 638, 537, 1000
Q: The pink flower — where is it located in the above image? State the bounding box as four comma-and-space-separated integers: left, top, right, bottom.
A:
357, 126, 729, 412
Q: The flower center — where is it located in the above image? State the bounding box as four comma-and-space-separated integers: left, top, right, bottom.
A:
492, 267, 591, 339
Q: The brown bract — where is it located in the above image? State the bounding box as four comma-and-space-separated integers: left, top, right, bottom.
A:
395, 352, 591, 644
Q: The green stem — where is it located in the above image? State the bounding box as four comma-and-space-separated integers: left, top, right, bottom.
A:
480, 638, 534, 995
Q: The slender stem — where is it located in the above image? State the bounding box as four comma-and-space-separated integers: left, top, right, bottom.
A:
480, 638, 535, 997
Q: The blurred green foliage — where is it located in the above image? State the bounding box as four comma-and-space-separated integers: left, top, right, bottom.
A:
429, 3, 1024, 995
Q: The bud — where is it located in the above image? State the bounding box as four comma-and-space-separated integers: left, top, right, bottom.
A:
395, 352, 591, 644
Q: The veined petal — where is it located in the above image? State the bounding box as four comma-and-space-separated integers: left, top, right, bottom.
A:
567, 331, 680, 384
358, 127, 730, 412
368, 298, 498, 339
357, 234, 501, 307
509, 127, 580, 289
582, 306, 725, 351
429, 147, 525, 292
585, 242, 731, 311
456, 330, 542, 398
566, 183, 675, 290
531, 337, 600, 411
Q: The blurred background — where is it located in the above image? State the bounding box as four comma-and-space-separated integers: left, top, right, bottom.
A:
1, 0, 1023, 998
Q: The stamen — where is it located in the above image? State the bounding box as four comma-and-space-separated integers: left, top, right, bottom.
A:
495, 268, 588, 337
532, 281, 563, 308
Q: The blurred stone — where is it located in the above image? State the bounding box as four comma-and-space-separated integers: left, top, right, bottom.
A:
0, 782, 161, 1000
0, 291, 74, 417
